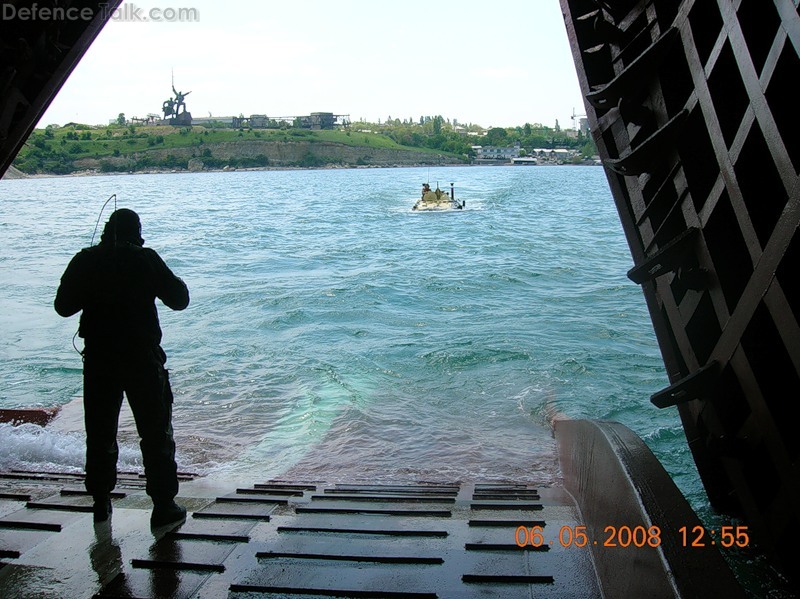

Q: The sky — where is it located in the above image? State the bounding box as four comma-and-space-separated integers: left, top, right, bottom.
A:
38, 0, 586, 130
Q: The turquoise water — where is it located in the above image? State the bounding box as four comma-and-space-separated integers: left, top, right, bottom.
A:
2, 164, 792, 597
0, 166, 693, 495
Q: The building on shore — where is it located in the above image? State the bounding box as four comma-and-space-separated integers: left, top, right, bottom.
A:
471, 143, 521, 162
227, 112, 349, 130
111, 112, 350, 130
510, 157, 538, 165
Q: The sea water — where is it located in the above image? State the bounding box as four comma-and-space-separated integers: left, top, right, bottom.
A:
3, 164, 792, 596
0, 166, 690, 493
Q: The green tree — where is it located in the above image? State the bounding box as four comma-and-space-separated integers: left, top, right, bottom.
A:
485, 127, 508, 145
580, 139, 597, 157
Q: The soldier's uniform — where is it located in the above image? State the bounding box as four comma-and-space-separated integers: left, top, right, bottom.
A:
55, 208, 189, 526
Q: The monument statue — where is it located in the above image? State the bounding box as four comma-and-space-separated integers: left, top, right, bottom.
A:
172, 85, 191, 115
162, 97, 175, 117
161, 79, 192, 126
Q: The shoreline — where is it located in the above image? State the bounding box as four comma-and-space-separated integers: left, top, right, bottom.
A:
5, 160, 601, 181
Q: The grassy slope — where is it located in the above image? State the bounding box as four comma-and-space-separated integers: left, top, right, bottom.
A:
19, 125, 450, 163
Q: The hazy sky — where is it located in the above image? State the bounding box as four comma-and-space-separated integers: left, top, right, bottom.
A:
39, 0, 586, 129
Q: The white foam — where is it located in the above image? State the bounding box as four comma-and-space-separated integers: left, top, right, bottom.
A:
0, 399, 216, 478
0, 422, 142, 474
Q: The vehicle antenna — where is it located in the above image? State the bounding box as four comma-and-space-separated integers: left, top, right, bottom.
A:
90, 193, 117, 246
74, 192, 116, 355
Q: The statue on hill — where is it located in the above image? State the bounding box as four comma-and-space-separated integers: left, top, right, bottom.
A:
162, 97, 175, 117
172, 84, 191, 115
161, 81, 192, 126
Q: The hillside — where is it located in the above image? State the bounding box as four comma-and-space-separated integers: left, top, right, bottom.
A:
12, 125, 466, 175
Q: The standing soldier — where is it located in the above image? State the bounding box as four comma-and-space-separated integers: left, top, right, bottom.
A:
55, 208, 189, 527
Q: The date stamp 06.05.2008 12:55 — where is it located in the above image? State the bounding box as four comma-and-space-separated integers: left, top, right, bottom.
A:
514, 524, 750, 549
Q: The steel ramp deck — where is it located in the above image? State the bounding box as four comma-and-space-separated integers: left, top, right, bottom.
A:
0, 420, 747, 597
0, 476, 598, 598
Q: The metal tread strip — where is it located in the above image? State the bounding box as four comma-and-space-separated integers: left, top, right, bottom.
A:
131, 558, 225, 572
276, 526, 448, 537
461, 574, 555, 584
294, 507, 451, 517
465, 543, 550, 552
308, 494, 456, 503
468, 519, 546, 527
229, 583, 438, 598
255, 551, 444, 564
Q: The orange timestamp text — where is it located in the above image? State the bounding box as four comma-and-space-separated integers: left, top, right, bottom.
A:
514, 524, 750, 549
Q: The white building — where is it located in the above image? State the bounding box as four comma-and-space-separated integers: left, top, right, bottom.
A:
472, 142, 521, 160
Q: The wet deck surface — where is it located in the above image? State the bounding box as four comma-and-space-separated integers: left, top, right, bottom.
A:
0, 471, 599, 598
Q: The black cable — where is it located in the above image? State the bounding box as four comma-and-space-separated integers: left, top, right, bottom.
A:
90, 193, 117, 246
74, 193, 118, 354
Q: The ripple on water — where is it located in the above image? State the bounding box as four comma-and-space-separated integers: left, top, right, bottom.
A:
0, 167, 685, 493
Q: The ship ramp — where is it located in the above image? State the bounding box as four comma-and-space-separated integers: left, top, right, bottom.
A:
0, 420, 743, 598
